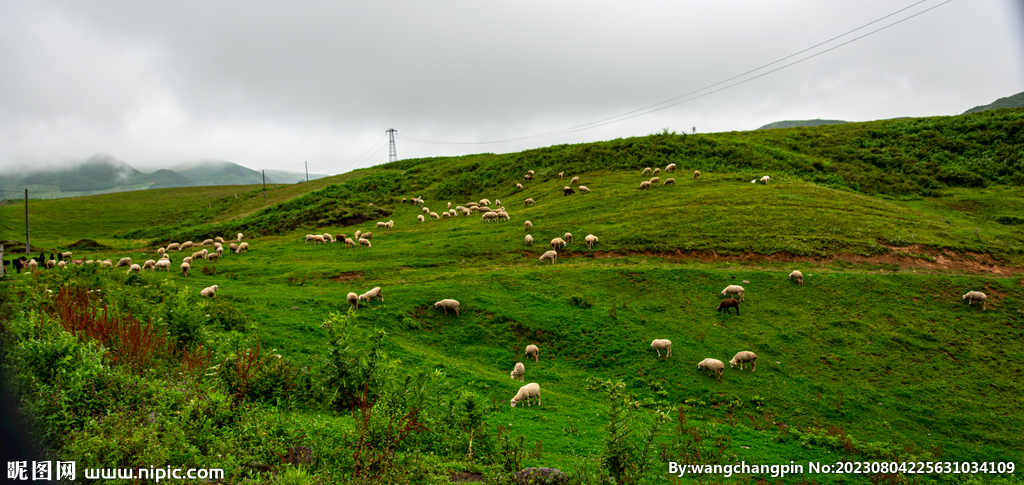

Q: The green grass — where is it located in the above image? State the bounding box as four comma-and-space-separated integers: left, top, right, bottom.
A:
2, 110, 1024, 483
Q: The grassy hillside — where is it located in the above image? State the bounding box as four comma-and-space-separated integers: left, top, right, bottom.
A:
964, 91, 1024, 114
757, 119, 849, 130
2, 110, 1023, 484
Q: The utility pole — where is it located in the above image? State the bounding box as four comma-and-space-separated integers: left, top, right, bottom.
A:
262, 170, 267, 201
24, 189, 29, 255
305, 161, 308, 182
386, 128, 398, 163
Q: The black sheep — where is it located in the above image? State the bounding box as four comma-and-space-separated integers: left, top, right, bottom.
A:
563, 187, 575, 196
717, 298, 740, 315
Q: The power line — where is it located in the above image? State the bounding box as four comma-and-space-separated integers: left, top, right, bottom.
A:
397, 0, 954, 146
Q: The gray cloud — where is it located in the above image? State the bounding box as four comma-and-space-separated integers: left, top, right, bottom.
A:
1, 0, 1021, 174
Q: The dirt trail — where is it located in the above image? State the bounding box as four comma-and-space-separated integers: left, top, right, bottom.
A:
526, 244, 1022, 275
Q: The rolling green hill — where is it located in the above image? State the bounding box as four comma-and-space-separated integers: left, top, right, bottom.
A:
963, 91, 1024, 114
2, 109, 1023, 484
756, 119, 849, 130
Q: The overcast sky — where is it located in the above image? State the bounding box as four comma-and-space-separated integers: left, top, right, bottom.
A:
1, 0, 1022, 175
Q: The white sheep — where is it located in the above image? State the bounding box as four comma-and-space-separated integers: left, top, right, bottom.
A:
525, 220, 533, 231
207, 252, 220, 263
181, 262, 190, 276
653, 168, 660, 175
167, 242, 181, 251
525, 344, 539, 362
57, 260, 67, 269
181, 241, 194, 250
418, 214, 425, 222
157, 247, 165, 256
539, 250, 557, 264
558, 172, 564, 179
345, 238, 355, 248
201, 239, 214, 246
516, 183, 524, 190
323, 233, 335, 243
59, 251, 72, 260
216, 247, 223, 257
101, 259, 114, 268
304, 234, 316, 243
650, 176, 660, 185
482, 211, 500, 222
663, 178, 675, 186
578, 186, 590, 193
510, 362, 525, 382
236, 233, 244, 241
359, 238, 372, 248
585, 234, 598, 249
479, 198, 491, 206
651, 339, 672, 358
160, 253, 171, 261
347, 292, 359, 309
422, 207, 430, 214
215, 237, 225, 243
569, 176, 579, 185
116, 257, 132, 268
27, 260, 39, 271
126, 264, 141, 274
525, 234, 534, 246
642, 167, 652, 176
729, 351, 757, 371
434, 299, 461, 316
551, 238, 566, 250
200, 285, 218, 298
698, 358, 725, 381
430, 212, 440, 220
666, 163, 676, 172
564, 232, 573, 244
155, 260, 171, 271
721, 285, 744, 301
962, 291, 987, 309
525, 198, 535, 207
447, 202, 452, 209
236, 242, 249, 253
46, 260, 56, 269
694, 170, 701, 179
386, 221, 394, 230
510, 383, 541, 407
789, 270, 803, 286
360, 287, 383, 303
760, 175, 771, 184
527, 171, 534, 176
229, 243, 238, 252
142, 260, 156, 270
192, 250, 207, 260
442, 212, 450, 218
355, 230, 362, 239
183, 256, 193, 265
639, 181, 650, 190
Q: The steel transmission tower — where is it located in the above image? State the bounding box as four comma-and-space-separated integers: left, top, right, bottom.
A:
386, 129, 398, 162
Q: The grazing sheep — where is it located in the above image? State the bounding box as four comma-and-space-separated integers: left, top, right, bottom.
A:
213, 242, 222, 249
461, 208, 471, 216
447, 202, 452, 209
525, 198, 535, 207
510, 383, 541, 407
651, 339, 672, 358
216, 247, 223, 257
157, 247, 165, 256
323, 233, 334, 243
359, 238, 372, 248
386, 221, 394, 230
729, 351, 757, 371
666, 163, 676, 172
564, 232, 573, 244
126, 264, 141, 274
422, 207, 430, 214
347, 292, 359, 309
585, 234, 598, 249
550, 238, 567, 250
155, 260, 171, 271
230, 243, 238, 252
962, 291, 987, 309
167, 242, 181, 251
516, 183, 524, 190
525, 344, 539, 362
512, 364, 528, 382
525, 234, 534, 246
563, 186, 575, 196
215, 237, 225, 243
650, 176, 660, 186
193, 250, 207, 260
482, 211, 500, 222
101, 259, 114, 268
639, 181, 650, 190
663, 178, 675, 186
698, 358, 725, 381
200, 285, 218, 298
236, 242, 249, 254
360, 287, 383, 303
355, 230, 362, 240
57, 260, 67, 269
569, 176, 579, 185
760, 175, 771, 184
181, 262, 190, 276
524, 174, 534, 180
642, 167, 652, 176
201, 239, 214, 246
717, 298, 740, 315
60, 251, 73, 260
447, 210, 456, 217
539, 250, 558, 264
27, 260, 38, 271
207, 252, 220, 263
578, 185, 590, 193
434, 299, 461, 317
183, 257, 193, 265
480, 199, 491, 206
345, 238, 355, 248
46, 260, 56, 269
789, 270, 803, 285
430, 211, 440, 220
525, 220, 533, 231
181, 241, 194, 250
693, 170, 701, 179
527, 171, 535, 176
142, 260, 156, 270
498, 211, 511, 222
558, 172, 564, 179
237, 233, 244, 241
418, 214, 425, 222
721, 285, 744, 301
653, 168, 661, 175
442, 212, 450, 218
116, 257, 132, 268
161, 253, 171, 261
495, 199, 501, 207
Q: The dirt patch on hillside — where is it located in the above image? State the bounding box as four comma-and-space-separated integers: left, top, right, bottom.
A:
532, 245, 1021, 275
330, 271, 364, 282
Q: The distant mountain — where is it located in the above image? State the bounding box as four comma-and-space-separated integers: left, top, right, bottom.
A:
757, 119, 849, 130
963, 91, 1024, 114
264, 169, 331, 184
0, 155, 306, 200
